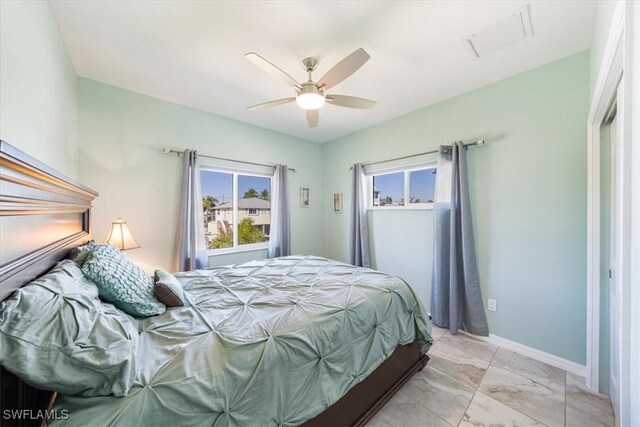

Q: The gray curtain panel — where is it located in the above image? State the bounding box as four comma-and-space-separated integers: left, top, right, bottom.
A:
350, 163, 371, 268
431, 142, 489, 336
268, 164, 291, 258
172, 149, 208, 272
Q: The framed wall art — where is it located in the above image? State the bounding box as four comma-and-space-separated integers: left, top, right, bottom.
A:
333, 193, 342, 213
300, 187, 310, 207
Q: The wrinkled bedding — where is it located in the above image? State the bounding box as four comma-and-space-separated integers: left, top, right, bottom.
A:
52, 256, 432, 426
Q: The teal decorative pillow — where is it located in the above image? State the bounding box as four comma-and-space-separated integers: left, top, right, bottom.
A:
154, 269, 185, 307
67, 240, 99, 267
0, 260, 139, 397
82, 244, 165, 317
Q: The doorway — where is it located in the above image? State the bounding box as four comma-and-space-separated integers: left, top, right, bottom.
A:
598, 85, 621, 420
603, 97, 621, 419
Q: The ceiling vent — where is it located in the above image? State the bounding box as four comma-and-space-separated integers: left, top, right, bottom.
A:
465, 5, 533, 58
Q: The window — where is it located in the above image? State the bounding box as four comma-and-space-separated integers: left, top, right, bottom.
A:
370, 165, 436, 208
201, 169, 271, 253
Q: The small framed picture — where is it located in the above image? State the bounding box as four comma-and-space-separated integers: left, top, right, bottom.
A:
333, 193, 342, 213
300, 187, 310, 207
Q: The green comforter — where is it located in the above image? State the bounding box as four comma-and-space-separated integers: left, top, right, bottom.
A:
53, 256, 432, 426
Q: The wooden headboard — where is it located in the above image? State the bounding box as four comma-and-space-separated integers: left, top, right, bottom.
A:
0, 140, 98, 300
0, 140, 98, 426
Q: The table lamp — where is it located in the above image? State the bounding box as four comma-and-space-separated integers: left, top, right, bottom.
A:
105, 218, 141, 252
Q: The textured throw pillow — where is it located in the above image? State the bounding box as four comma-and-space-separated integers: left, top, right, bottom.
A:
0, 260, 139, 397
67, 240, 99, 267
154, 269, 185, 307
82, 244, 165, 317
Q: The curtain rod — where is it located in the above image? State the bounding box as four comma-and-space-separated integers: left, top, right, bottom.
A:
349, 139, 485, 170
163, 148, 297, 172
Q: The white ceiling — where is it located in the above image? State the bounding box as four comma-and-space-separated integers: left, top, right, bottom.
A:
49, 1, 597, 143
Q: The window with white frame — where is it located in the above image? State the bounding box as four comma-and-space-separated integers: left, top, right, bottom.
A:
200, 168, 272, 252
369, 164, 437, 208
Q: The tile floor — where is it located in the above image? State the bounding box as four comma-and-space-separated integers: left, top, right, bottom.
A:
367, 324, 615, 427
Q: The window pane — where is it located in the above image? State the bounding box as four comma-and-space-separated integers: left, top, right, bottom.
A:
201, 170, 233, 249
373, 172, 404, 206
409, 168, 436, 203
237, 175, 271, 245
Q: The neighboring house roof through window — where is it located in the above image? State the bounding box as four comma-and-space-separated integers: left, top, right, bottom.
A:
216, 197, 270, 210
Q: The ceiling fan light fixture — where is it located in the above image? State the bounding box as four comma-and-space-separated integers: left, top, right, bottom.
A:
296, 92, 325, 110
296, 83, 325, 110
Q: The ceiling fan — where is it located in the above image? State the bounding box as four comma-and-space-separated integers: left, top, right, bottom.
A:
245, 48, 376, 128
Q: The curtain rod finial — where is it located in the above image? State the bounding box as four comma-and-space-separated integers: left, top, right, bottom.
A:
163, 148, 183, 156
477, 139, 485, 146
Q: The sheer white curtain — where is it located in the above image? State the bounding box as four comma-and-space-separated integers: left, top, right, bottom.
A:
172, 149, 208, 272
350, 163, 371, 268
268, 164, 291, 258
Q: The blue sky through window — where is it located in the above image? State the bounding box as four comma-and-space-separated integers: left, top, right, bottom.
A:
373, 167, 436, 205
374, 172, 404, 202
409, 168, 436, 203
201, 171, 270, 205
238, 175, 270, 199
201, 171, 232, 204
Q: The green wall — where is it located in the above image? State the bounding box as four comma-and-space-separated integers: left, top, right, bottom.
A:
77, 78, 324, 273
0, 1, 78, 178
323, 51, 590, 364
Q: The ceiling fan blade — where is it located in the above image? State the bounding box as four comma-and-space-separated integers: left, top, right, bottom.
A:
318, 48, 370, 90
247, 97, 295, 111
326, 95, 376, 109
245, 52, 301, 89
306, 109, 319, 128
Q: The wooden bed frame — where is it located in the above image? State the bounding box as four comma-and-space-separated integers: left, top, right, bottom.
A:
0, 140, 429, 427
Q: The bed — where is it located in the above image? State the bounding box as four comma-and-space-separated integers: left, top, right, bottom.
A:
0, 140, 432, 427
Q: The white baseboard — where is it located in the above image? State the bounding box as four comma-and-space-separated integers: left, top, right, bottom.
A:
458, 330, 587, 378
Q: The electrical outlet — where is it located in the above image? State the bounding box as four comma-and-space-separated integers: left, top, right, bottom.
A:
488, 298, 497, 312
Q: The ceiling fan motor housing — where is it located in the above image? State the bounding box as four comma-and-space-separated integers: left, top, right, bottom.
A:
302, 57, 319, 72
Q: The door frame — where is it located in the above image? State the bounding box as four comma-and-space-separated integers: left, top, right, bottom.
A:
630, 4, 640, 426
608, 101, 621, 417
586, 0, 625, 393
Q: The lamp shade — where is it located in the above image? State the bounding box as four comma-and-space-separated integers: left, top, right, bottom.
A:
105, 218, 141, 251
